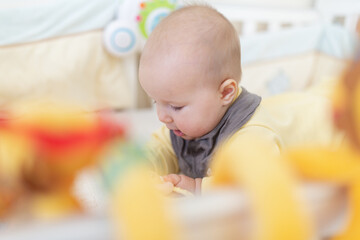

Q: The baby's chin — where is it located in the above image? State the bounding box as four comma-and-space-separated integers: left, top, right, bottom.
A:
179, 133, 199, 140
181, 135, 196, 140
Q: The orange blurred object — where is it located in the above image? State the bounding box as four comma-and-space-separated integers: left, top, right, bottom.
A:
0, 101, 126, 219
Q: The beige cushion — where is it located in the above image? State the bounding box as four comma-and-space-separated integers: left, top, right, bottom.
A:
0, 30, 134, 110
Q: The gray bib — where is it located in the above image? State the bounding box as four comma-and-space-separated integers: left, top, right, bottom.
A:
170, 88, 261, 178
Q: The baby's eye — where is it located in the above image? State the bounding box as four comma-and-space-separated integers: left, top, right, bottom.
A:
170, 105, 183, 111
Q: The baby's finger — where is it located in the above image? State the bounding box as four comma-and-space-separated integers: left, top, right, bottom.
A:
156, 181, 174, 195
162, 174, 181, 185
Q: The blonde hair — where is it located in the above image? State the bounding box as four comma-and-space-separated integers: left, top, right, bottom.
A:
141, 4, 241, 84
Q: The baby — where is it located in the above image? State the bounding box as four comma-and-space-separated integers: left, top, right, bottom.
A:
139, 4, 343, 194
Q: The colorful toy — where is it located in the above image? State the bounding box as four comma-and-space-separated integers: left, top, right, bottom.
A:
0, 100, 125, 220
103, 0, 178, 57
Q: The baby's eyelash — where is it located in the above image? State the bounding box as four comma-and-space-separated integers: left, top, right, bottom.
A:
170, 105, 183, 111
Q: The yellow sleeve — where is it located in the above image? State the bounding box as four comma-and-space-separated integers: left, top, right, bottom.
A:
230, 125, 283, 155
201, 125, 282, 192
145, 125, 179, 175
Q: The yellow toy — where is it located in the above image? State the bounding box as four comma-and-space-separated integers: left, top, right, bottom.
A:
0, 100, 125, 220
101, 142, 182, 240
210, 134, 313, 240
285, 59, 360, 240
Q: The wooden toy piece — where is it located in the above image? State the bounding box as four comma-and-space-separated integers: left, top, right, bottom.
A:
286, 147, 360, 240
0, 118, 34, 220
210, 134, 313, 240
0, 100, 125, 220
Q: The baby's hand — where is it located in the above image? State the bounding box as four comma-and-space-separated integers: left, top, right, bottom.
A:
162, 174, 201, 194
156, 180, 175, 195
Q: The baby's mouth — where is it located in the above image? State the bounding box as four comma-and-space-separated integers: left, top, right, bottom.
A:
172, 129, 184, 137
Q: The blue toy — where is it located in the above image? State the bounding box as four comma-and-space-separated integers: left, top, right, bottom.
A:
103, 0, 178, 57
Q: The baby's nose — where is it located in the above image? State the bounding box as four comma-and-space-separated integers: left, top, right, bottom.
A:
157, 106, 173, 123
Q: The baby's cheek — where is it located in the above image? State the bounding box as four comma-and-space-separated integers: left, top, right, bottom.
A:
185, 121, 209, 137
177, 121, 194, 135
178, 111, 209, 136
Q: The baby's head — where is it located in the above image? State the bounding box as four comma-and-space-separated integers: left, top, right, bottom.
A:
139, 4, 241, 140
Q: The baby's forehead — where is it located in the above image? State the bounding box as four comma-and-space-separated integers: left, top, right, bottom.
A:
145, 48, 213, 78
141, 43, 222, 89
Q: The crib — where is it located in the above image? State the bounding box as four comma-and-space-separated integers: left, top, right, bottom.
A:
0, 0, 359, 239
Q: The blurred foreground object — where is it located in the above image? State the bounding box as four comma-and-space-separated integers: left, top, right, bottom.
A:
0, 100, 125, 220
104, 135, 315, 240
285, 56, 360, 239
211, 135, 314, 240
101, 142, 181, 240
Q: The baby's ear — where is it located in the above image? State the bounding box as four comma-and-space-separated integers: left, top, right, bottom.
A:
219, 79, 237, 105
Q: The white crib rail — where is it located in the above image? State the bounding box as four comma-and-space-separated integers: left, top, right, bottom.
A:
213, 4, 320, 36
212, 1, 360, 36
315, 0, 360, 33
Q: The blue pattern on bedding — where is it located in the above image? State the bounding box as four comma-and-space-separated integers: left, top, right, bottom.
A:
266, 70, 291, 95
